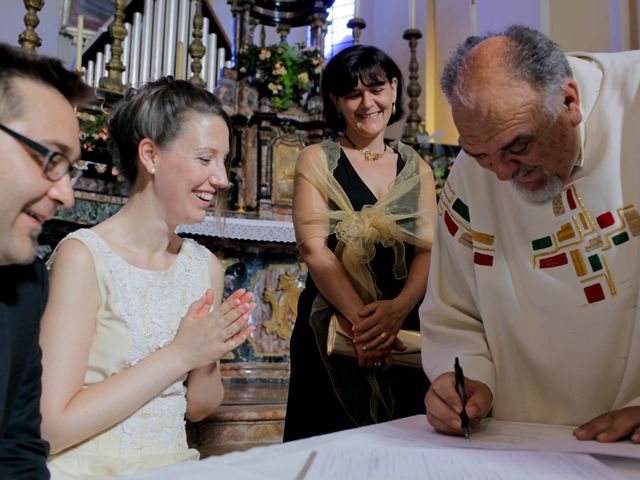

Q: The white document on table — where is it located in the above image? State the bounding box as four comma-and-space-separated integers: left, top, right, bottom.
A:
300, 446, 625, 480
367, 416, 640, 460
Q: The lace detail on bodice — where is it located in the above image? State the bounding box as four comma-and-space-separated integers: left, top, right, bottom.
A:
62, 229, 212, 456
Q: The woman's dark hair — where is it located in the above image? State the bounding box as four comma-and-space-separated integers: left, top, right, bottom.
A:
108, 77, 232, 185
321, 45, 405, 132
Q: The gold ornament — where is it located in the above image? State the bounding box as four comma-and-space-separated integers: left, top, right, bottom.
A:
344, 134, 387, 162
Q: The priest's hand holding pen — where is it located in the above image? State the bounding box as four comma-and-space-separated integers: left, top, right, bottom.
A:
424, 360, 494, 436
454, 357, 470, 438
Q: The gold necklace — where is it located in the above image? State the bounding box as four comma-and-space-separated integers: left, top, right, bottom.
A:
344, 134, 387, 162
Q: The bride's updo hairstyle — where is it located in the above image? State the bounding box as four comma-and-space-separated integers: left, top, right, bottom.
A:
108, 76, 232, 186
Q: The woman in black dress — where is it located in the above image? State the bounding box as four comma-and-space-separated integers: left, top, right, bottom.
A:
284, 45, 438, 441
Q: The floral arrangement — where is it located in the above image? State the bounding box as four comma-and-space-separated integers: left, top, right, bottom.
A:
239, 42, 324, 111
78, 111, 109, 155
76, 110, 125, 184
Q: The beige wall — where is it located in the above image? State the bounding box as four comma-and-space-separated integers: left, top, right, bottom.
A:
358, 0, 427, 140
431, 0, 471, 145
416, 0, 640, 146
549, 0, 611, 52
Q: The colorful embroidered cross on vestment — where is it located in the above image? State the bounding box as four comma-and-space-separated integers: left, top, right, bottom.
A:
532, 184, 640, 304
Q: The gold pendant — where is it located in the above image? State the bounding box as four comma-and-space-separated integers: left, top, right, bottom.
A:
361, 149, 385, 162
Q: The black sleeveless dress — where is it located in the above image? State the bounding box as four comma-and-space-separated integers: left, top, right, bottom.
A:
283, 148, 430, 441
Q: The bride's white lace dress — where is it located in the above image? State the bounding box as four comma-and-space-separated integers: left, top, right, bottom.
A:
48, 229, 216, 478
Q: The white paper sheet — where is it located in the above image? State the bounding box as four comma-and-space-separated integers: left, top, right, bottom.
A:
301, 446, 625, 480
122, 416, 640, 480
365, 416, 640, 460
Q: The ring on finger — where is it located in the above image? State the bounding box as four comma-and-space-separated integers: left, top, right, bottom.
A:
379, 332, 388, 340
374, 361, 382, 368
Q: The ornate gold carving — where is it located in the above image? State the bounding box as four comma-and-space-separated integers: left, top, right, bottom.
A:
259, 24, 266, 48
100, 0, 127, 93
18, 0, 44, 51
401, 28, 423, 148
262, 269, 304, 340
271, 134, 303, 207
276, 23, 290, 43
245, 263, 307, 357
346, 17, 366, 46
189, 0, 206, 87
309, 11, 327, 52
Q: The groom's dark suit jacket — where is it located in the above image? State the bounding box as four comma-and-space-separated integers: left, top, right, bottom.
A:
0, 259, 50, 479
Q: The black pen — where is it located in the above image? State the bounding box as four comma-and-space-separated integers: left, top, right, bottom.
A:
454, 357, 470, 438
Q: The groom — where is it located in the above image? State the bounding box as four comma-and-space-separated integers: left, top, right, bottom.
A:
0, 43, 91, 478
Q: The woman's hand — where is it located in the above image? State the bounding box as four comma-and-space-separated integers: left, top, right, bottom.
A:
351, 299, 410, 351
332, 312, 391, 370
171, 288, 255, 372
352, 340, 394, 371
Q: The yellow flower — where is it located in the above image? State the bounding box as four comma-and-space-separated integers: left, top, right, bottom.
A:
258, 49, 271, 60
297, 72, 309, 83
272, 62, 287, 76
267, 82, 283, 94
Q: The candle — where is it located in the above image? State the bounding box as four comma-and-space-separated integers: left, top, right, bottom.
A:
130, 12, 143, 87
86, 60, 95, 87
176, 0, 190, 79
122, 22, 131, 85
217, 47, 226, 84
471, 0, 477, 35
206, 32, 217, 91
140, 0, 154, 83
355, 0, 359, 18
152, 0, 166, 80
75, 15, 84, 73
410, 0, 415, 29
163, 0, 179, 76
94, 52, 103, 88
102, 44, 111, 79
175, 41, 184, 80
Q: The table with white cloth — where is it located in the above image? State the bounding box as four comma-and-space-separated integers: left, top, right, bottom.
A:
122, 415, 640, 479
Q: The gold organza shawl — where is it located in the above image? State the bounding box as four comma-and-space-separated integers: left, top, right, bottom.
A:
293, 139, 436, 304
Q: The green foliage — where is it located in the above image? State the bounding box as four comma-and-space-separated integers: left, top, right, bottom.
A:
416, 129, 458, 198
428, 150, 454, 196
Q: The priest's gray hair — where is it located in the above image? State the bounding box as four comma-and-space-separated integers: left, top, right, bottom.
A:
440, 25, 572, 119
